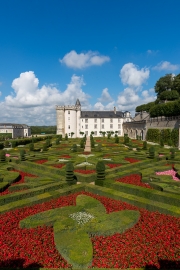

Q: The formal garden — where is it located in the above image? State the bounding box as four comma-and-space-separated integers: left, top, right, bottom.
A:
0, 134, 180, 270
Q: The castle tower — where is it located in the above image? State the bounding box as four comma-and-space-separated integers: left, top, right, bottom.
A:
56, 99, 81, 137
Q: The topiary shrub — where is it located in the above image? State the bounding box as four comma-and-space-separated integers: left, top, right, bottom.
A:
95, 161, 105, 186
124, 134, 129, 144
29, 143, 34, 151
80, 140, 84, 149
97, 143, 102, 152
46, 139, 51, 147
115, 136, 119, 143
42, 144, 48, 151
142, 141, 147, 150
149, 146, 155, 159
11, 141, 17, 148
0, 150, 6, 162
65, 133, 68, 140
167, 139, 173, 147
72, 144, 77, 152
91, 140, 95, 148
20, 149, 26, 161
4, 141, 10, 148
170, 148, 175, 159
160, 138, 164, 148
55, 138, 60, 145
0, 142, 4, 150
66, 162, 76, 185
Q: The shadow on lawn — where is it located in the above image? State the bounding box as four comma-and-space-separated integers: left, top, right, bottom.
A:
0, 258, 179, 269
145, 259, 180, 270
0, 258, 43, 269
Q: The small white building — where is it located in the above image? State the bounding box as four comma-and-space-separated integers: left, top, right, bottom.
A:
56, 99, 131, 137
0, 123, 31, 139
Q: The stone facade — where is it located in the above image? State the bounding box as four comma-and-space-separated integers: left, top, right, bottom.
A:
0, 123, 31, 139
56, 99, 131, 138
123, 112, 180, 141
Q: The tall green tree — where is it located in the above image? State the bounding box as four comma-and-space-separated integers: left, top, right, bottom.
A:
154, 74, 173, 97
173, 74, 180, 94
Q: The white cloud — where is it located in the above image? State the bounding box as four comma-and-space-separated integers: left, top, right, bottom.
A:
60, 50, 110, 69
98, 88, 113, 103
117, 87, 156, 115
93, 101, 115, 111
120, 63, 149, 88
147, 50, 159, 55
153, 61, 179, 71
93, 102, 105, 111
117, 88, 139, 106
0, 71, 90, 125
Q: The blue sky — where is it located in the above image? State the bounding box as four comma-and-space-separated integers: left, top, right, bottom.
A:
0, 0, 180, 125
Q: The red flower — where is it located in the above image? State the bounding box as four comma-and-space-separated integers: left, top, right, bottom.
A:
60, 155, 71, 158
116, 174, 152, 189
0, 170, 37, 196
52, 164, 65, 169
106, 163, 122, 168
125, 157, 140, 163
0, 191, 179, 269
34, 159, 48, 164
74, 169, 96, 174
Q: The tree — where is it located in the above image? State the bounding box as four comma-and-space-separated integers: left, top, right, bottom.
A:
80, 132, 84, 137
173, 73, 180, 94
0, 150, 6, 162
72, 144, 77, 152
136, 102, 155, 112
155, 74, 173, 97
95, 161, 105, 186
65, 162, 76, 185
70, 132, 74, 138
65, 133, 68, 140
20, 149, 26, 161
159, 90, 179, 101
29, 143, 34, 151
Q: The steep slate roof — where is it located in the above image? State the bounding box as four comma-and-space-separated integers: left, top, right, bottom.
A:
75, 99, 81, 106
81, 111, 124, 118
0, 123, 29, 128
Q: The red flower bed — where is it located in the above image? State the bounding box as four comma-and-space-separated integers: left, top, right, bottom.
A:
0, 192, 179, 269
83, 152, 91, 155
116, 174, 152, 189
0, 170, 37, 196
125, 157, 140, 163
103, 153, 111, 158
74, 169, 96, 174
60, 155, 71, 158
52, 164, 65, 169
106, 163, 122, 168
34, 159, 48, 164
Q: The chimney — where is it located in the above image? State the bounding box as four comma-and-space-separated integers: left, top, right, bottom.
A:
114, 106, 116, 114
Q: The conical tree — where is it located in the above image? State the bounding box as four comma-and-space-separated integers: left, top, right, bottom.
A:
0, 150, 6, 163
20, 149, 26, 161
170, 148, 175, 159
149, 146, 155, 159
66, 162, 76, 185
95, 161, 105, 186
29, 143, 34, 151
72, 144, 77, 152
142, 141, 147, 150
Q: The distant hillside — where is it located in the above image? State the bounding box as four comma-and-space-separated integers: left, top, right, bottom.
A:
30, 126, 56, 134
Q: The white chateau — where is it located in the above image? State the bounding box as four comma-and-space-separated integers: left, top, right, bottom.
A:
56, 99, 131, 138
0, 123, 31, 139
